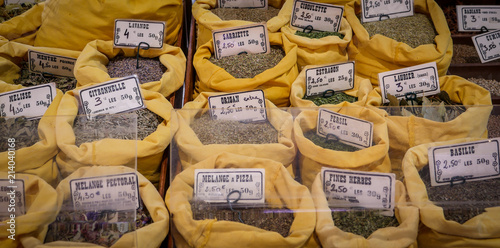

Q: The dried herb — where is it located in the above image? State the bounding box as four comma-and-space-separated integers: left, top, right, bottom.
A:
304, 130, 360, 152
303, 92, 357, 106
468, 77, 500, 96
443, 1, 476, 35
0, 2, 38, 22
107, 56, 166, 84
331, 209, 399, 238
295, 31, 344, 39
488, 114, 500, 139
14, 61, 77, 93
0, 117, 40, 152
452, 44, 481, 63
210, 6, 280, 22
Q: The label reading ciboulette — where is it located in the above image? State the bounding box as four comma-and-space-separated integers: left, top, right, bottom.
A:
212, 23, 270, 59
428, 138, 500, 187
361, 0, 414, 23
472, 30, 500, 63
290, 0, 343, 32
208, 90, 267, 122
218, 0, 267, 9
457, 6, 500, 32
194, 169, 265, 203
305, 62, 355, 97
28, 50, 76, 78
0, 83, 56, 119
114, 19, 165, 49
378, 62, 440, 103
0, 179, 25, 221
70, 173, 140, 211
317, 108, 373, 149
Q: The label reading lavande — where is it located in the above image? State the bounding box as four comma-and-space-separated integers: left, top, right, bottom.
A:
378, 62, 440, 103
0, 179, 26, 221
194, 169, 265, 204
77, 75, 145, 120
290, 0, 343, 33
472, 30, 500, 63
0, 83, 56, 119
360, 0, 414, 23
212, 23, 270, 59
317, 108, 373, 149
28, 50, 76, 78
208, 90, 267, 122
457, 6, 500, 32
305, 62, 355, 97
321, 168, 395, 214
218, 0, 267, 9
70, 173, 140, 211
114, 19, 165, 49
428, 138, 500, 187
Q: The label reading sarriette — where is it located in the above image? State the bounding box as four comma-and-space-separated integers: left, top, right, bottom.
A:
218, 0, 267, 9
317, 108, 373, 149
305, 62, 355, 97
0, 179, 26, 221
28, 50, 76, 78
360, 0, 414, 23
212, 23, 270, 59
0, 83, 56, 119
290, 0, 343, 33
208, 90, 267, 122
457, 6, 500, 32
114, 19, 165, 49
472, 30, 500, 63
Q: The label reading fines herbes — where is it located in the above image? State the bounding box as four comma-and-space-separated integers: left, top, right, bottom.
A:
472, 30, 500, 63
457, 6, 500, 32
218, 0, 267, 9
361, 0, 414, 23
0, 179, 25, 221
305, 62, 354, 97
0, 83, 56, 119
317, 108, 373, 149
291, 0, 343, 33
208, 90, 267, 122
28, 50, 76, 78
114, 19, 165, 49
212, 23, 270, 59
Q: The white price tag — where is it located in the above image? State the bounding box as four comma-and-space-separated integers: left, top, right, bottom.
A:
291, 0, 343, 33
194, 169, 265, 203
70, 173, 140, 211
317, 108, 373, 149
5, 0, 37, 4
378, 62, 440, 103
28, 50, 76, 78
360, 0, 414, 23
457, 6, 500, 32
212, 23, 270, 59
321, 168, 395, 213
428, 138, 500, 187
208, 90, 267, 122
0, 83, 56, 119
305, 62, 355, 97
472, 30, 500, 63
218, 0, 267, 9
114, 19, 165, 49
0, 179, 25, 221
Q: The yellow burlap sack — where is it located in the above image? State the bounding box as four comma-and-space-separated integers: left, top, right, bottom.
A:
293, 102, 391, 189
166, 152, 317, 248
193, 32, 299, 107
311, 173, 419, 247
402, 138, 500, 247
0, 2, 45, 45
345, 0, 452, 85
0, 172, 58, 248
55, 86, 172, 184
74, 40, 186, 97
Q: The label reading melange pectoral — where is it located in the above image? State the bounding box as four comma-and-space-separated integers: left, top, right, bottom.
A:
212, 23, 270, 59
317, 108, 373, 149
208, 90, 267, 122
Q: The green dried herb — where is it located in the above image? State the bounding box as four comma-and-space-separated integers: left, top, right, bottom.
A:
0, 2, 38, 23
331, 209, 399, 238
210, 7, 280, 22
303, 92, 357, 106
107, 56, 166, 84
14, 61, 77, 93
304, 130, 360, 152
295, 31, 344, 39
0, 117, 40, 152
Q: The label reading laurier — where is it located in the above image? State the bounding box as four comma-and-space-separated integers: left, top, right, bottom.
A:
114, 19, 165, 49
208, 90, 267, 122
472, 30, 500, 63
457, 6, 500, 32
360, 0, 414, 23
28, 50, 76, 78
305, 62, 355, 97
212, 23, 270, 59
0, 83, 56, 119
291, 0, 343, 33
218, 0, 267, 9
0, 179, 25, 221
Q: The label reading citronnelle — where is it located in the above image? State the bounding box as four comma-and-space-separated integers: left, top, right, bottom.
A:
472, 30, 500, 63
208, 90, 267, 122
212, 23, 270, 59
290, 0, 343, 33
305, 62, 355, 97
70, 173, 140, 211
378, 62, 440, 103
360, 0, 414, 23
218, 0, 267, 9
114, 19, 165, 49
28, 50, 76, 78
317, 108, 373, 149
321, 168, 395, 214
194, 169, 265, 203
0, 83, 56, 119
0, 179, 25, 221
457, 6, 500, 32
428, 138, 500, 187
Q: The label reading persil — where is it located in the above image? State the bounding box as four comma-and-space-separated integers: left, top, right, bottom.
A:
194, 169, 265, 203
472, 30, 500, 63
321, 168, 395, 214
114, 19, 165, 49
0, 179, 26, 221
428, 138, 500, 187
70, 173, 140, 211
290, 0, 343, 33
212, 24, 270, 59
77, 75, 145, 120
28, 50, 76, 78
0, 83, 56, 119
305, 62, 355, 97
457, 6, 500, 32
378, 62, 440, 103
218, 0, 267, 9
317, 108, 373, 149
360, 0, 414, 23
208, 90, 267, 122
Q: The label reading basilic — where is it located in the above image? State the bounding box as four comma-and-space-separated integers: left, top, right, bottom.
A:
114, 19, 165, 49
472, 30, 500, 63
218, 0, 267, 9
212, 23, 270, 59
360, 0, 414, 23
0, 83, 56, 119
457, 6, 500, 32
291, 0, 343, 33
0, 179, 26, 221
208, 90, 267, 122
317, 108, 373, 149
28, 50, 76, 78
305, 62, 355, 97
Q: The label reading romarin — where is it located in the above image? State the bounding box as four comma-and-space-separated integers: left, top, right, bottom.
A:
305, 62, 355, 97
28, 50, 76, 78
212, 23, 270, 59
114, 19, 165, 49
457, 6, 500, 32
0, 83, 56, 119
317, 108, 373, 149
290, 0, 344, 33
208, 90, 267, 122
360, 0, 414, 23
218, 0, 267, 9
472, 29, 500, 63
0, 179, 25, 221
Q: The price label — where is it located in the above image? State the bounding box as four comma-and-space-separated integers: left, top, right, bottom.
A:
457, 6, 500, 32
208, 90, 267, 122
360, 0, 414, 23
290, 0, 343, 33
28, 50, 76, 78
0, 83, 56, 119
218, 0, 267, 9
114, 19, 165, 49
317, 108, 373, 149
0, 179, 25, 221
305, 62, 355, 97
428, 138, 500, 187
5, 0, 37, 4
321, 168, 395, 213
70, 173, 140, 211
194, 169, 265, 203
77, 75, 145, 120
378, 62, 440, 103
472, 30, 500, 63
212, 23, 270, 59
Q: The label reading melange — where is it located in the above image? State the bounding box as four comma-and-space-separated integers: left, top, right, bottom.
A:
360, 0, 414, 23
428, 138, 500, 187
194, 169, 265, 203
305, 62, 355, 97
0, 83, 56, 119
379, 62, 440, 103
290, 0, 343, 33
208, 90, 267, 122
457, 6, 500, 32
114, 19, 165, 49
70, 173, 140, 211
321, 168, 395, 214
317, 108, 373, 149
472, 30, 500, 63
212, 23, 270, 59
0, 179, 26, 221
218, 0, 267, 9
28, 50, 76, 78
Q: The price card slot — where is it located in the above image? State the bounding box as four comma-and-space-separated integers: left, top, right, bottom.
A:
0, 83, 56, 119
457, 6, 500, 32
472, 30, 500, 63
212, 23, 270, 59
305, 62, 355, 97
360, 0, 414, 23
0, 179, 26, 221
290, 0, 343, 33
114, 19, 165, 49
218, 0, 267, 9
28, 50, 76, 78
208, 90, 267, 122
317, 108, 373, 149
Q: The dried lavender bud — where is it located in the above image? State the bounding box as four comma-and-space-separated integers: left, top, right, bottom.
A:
0, 2, 37, 22
0, 117, 40, 152
295, 31, 344, 39
331, 209, 399, 238
210, 6, 280, 22
303, 92, 357, 106
452, 44, 481, 64
303, 130, 360, 152
14, 62, 77, 93
467, 77, 500, 96
106, 56, 166, 84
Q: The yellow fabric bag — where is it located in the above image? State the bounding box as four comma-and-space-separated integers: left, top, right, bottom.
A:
166, 152, 317, 248
293, 103, 391, 189
311, 173, 419, 248
345, 0, 452, 86
74, 40, 186, 97
0, 2, 45, 45
193, 32, 299, 107
55, 86, 173, 184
